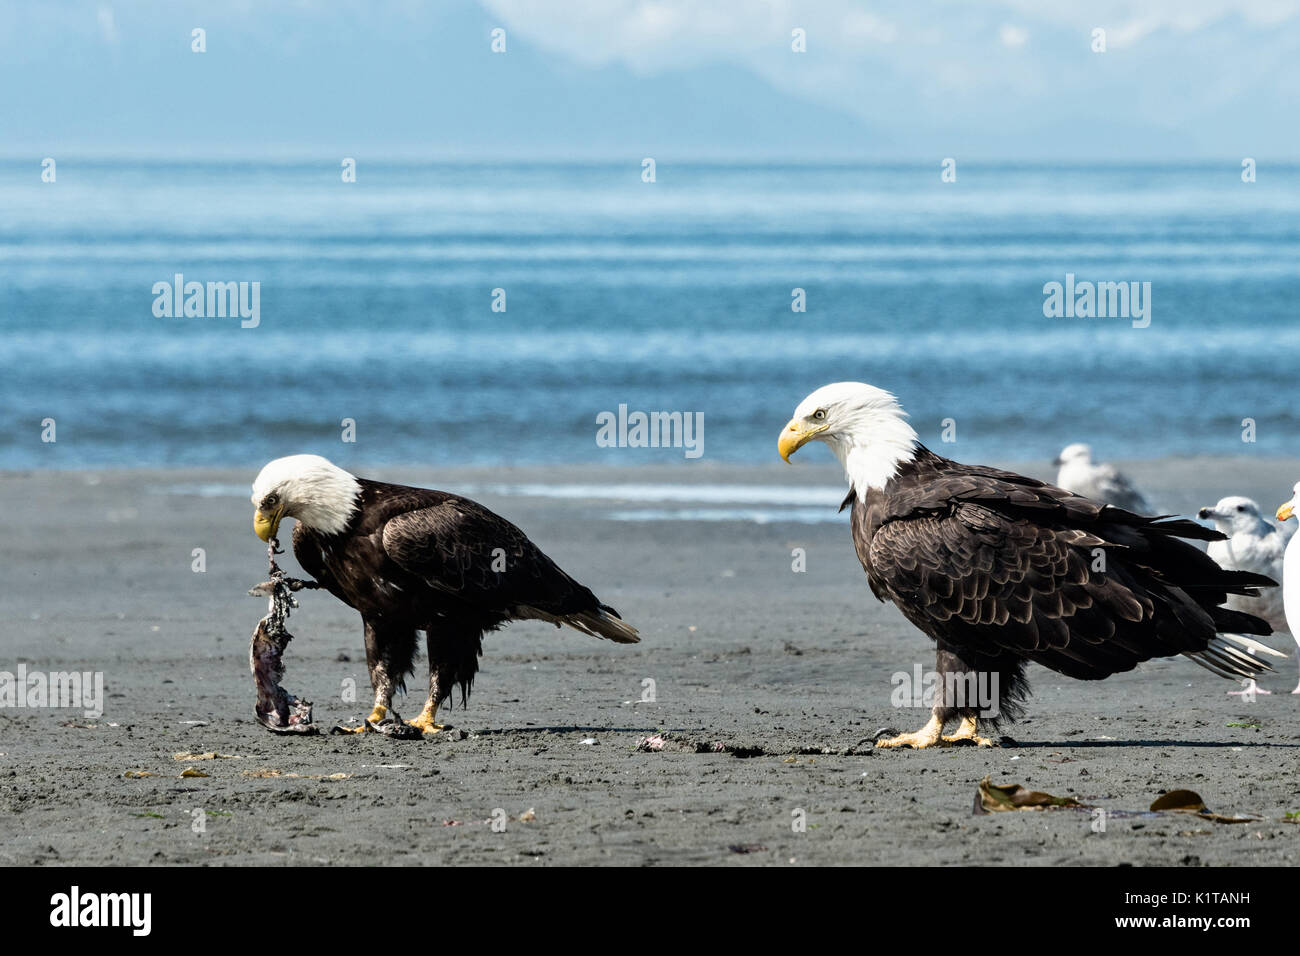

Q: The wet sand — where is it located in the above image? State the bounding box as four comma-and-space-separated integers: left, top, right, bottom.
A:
3, 459, 1300, 866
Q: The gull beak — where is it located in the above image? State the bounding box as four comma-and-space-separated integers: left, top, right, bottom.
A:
778, 418, 828, 463
254, 507, 283, 542
1278, 501, 1295, 523
1197, 507, 1214, 520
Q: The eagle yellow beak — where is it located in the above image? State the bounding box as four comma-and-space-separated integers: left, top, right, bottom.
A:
1278, 501, 1295, 523
254, 507, 283, 542
778, 418, 828, 463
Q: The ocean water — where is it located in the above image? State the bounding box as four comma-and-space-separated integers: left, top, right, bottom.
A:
3, 160, 1299, 472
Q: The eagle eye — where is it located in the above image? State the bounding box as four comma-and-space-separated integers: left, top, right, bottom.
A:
813, 409, 827, 421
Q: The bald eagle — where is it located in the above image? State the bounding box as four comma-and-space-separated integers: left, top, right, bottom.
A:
250, 455, 638, 735
779, 383, 1281, 749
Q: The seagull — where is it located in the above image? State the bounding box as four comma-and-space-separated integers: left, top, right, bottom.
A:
1199, 497, 1291, 632
1053, 443, 1152, 513
1275, 484, 1300, 693
1199, 496, 1292, 694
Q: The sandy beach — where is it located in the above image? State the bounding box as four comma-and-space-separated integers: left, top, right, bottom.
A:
3, 458, 1300, 866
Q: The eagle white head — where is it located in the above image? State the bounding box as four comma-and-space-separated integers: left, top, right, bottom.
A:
1053, 443, 1094, 467
1277, 482, 1300, 524
779, 382, 919, 495
251, 454, 362, 541
1198, 496, 1272, 536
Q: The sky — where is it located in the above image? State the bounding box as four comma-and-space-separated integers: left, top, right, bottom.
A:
2, 0, 1298, 160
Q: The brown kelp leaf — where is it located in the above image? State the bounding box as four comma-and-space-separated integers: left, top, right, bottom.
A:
123, 770, 156, 779
1150, 789, 1259, 824
975, 780, 1262, 824
1150, 789, 1206, 812
1189, 811, 1258, 824
180, 768, 209, 778
976, 775, 1088, 814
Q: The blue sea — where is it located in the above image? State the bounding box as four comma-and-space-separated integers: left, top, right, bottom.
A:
3, 160, 1298, 471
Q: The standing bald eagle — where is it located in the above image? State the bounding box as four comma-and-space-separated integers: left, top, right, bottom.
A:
250, 455, 638, 734
779, 383, 1281, 749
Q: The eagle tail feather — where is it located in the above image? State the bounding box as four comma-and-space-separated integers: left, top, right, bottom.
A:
514, 603, 639, 643
1209, 605, 1274, 636
564, 607, 640, 644
1145, 515, 1220, 540
1184, 634, 1281, 681
1219, 632, 1287, 658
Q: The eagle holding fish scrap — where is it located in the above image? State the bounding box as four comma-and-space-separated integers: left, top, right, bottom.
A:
248, 455, 638, 736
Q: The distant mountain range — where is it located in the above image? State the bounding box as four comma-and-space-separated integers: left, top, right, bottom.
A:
2, 0, 1298, 160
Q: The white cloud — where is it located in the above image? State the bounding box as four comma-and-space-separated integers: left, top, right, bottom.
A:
478, 0, 1300, 151
96, 5, 119, 45
480, 0, 1300, 65
999, 23, 1029, 47
996, 0, 1300, 46
841, 11, 898, 45
478, 0, 903, 71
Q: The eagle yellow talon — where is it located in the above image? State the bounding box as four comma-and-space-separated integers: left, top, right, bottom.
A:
875, 715, 944, 749
338, 704, 388, 733
876, 731, 942, 749
406, 703, 444, 735
942, 716, 996, 747
941, 734, 995, 747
